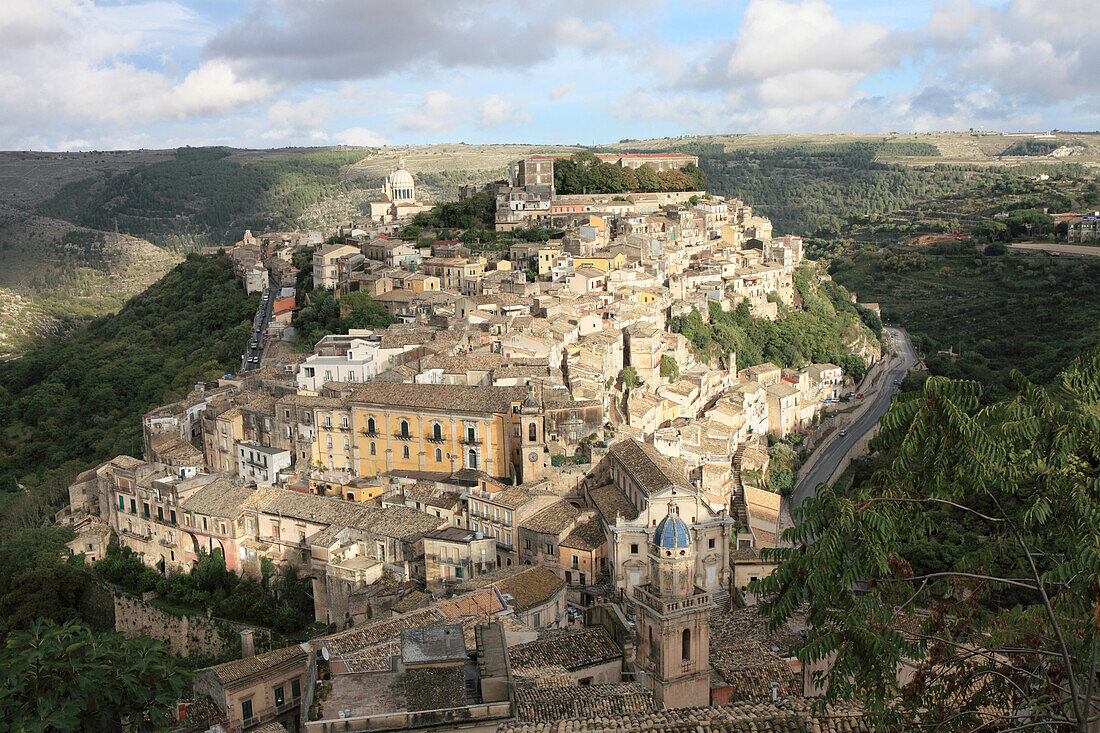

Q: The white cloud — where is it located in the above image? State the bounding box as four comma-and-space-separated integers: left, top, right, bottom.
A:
549, 82, 576, 100
333, 126, 387, 147
477, 94, 531, 127
398, 90, 465, 133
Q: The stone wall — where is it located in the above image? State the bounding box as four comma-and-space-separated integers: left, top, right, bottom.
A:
112, 589, 272, 659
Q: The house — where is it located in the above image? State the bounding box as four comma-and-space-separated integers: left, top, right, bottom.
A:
455, 565, 567, 629
509, 626, 623, 685
422, 526, 497, 591
312, 243, 360, 290
192, 641, 313, 733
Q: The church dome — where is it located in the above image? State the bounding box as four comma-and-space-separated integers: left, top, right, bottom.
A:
388, 167, 415, 188
653, 512, 692, 549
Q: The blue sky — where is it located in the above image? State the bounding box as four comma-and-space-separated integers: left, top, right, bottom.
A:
1, 0, 1097, 151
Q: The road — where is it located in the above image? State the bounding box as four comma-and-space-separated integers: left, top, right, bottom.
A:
784, 327, 918, 523
242, 288, 274, 372
1006, 242, 1100, 257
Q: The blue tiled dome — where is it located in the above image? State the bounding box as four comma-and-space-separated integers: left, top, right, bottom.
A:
653, 513, 692, 549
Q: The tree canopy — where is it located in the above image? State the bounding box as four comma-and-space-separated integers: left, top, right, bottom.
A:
756, 346, 1100, 730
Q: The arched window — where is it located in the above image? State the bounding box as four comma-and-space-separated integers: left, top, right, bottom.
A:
468, 449, 478, 469
682, 628, 691, 661
402, 445, 410, 459
370, 442, 376, 456
435, 448, 442, 462
433, 423, 442, 440
400, 420, 410, 437
367, 417, 376, 434
528, 423, 537, 442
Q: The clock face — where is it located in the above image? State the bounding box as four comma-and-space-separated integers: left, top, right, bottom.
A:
529, 452, 538, 462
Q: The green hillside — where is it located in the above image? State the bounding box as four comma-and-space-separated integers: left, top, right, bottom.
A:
0, 254, 255, 525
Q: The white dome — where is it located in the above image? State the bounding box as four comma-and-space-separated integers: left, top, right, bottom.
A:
388, 168, 414, 188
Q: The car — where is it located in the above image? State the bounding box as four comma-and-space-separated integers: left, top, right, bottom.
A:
856, 393, 864, 399
892, 379, 900, 385
839, 429, 848, 436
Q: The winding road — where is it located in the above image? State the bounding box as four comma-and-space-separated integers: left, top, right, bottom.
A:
784, 327, 918, 524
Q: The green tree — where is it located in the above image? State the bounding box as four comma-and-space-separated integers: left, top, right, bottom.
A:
757, 351, 1100, 731
660, 355, 680, 382
620, 366, 641, 388
0, 619, 189, 732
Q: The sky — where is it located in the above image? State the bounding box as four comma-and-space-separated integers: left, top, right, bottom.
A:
1, 0, 1098, 151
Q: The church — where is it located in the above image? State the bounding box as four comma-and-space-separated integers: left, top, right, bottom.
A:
368, 159, 433, 224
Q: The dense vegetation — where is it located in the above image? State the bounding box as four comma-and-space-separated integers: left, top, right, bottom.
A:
96, 542, 315, 635
758, 346, 1100, 730
0, 254, 255, 527
669, 266, 880, 382
1, 618, 189, 732
680, 141, 985, 236
554, 151, 706, 194
38, 147, 360, 250
829, 245, 1100, 400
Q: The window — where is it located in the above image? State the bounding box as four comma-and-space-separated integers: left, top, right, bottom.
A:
272, 525, 280, 540
400, 420, 410, 437
529, 423, 537, 442
170, 510, 176, 524
274, 686, 285, 707
579, 676, 593, 687
433, 423, 442, 440
118, 495, 125, 511
370, 442, 376, 456
325, 414, 332, 427
341, 415, 348, 428
402, 445, 410, 459
435, 448, 442, 462
241, 699, 253, 721
326, 436, 333, 449
467, 426, 476, 442
524, 539, 532, 550
328, 459, 334, 470
630, 543, 639, 554
566, 571, 572, 584
201, 517, 208, 531
157, 506, 164, 521
572, 554, 579, 567
708, 538, 716, 549
367, 417, 376, 434
343, 437, 350, 450
468, 449, 478, 469
291, 679, 301, 700
504, 510, 512, 524
682, 628, 692, 661
130, 499, 137, 514
545, 543, 554, 554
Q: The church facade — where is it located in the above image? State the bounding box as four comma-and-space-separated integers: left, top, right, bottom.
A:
369, 159, 433, 223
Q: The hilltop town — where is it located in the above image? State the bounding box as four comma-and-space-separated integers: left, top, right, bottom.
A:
59, 152, 889, 733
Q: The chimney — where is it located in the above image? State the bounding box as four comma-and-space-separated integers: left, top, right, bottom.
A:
240, 629, 255, 657
771, 681, 779, 702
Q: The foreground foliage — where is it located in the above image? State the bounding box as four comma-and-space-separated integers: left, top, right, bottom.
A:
0, 619, 189, 733
757, 346, 1100, 730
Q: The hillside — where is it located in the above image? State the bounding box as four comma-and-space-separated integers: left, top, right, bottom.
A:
0, 253, 256, 526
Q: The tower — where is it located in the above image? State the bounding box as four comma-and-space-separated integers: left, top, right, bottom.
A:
634, 506, 712, 708
515, 385, 549, 484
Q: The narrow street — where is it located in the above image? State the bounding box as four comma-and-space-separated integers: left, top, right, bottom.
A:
782, 327, 917, 526
241, 288, 274, 373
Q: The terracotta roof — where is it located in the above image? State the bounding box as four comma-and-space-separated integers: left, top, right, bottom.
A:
608, 438, 692, 496
709, 606, 806, 703
514, 683, 656, 723
348, 382, 528, 414
405, 666, 467, 711
510, 626, 620, 673
180, 477, 252, 518
520, 501, 579, 534
589, 483, 639, 522
497, 699, 868, 733
244, 486, 444, 540
456, 566, 565, 614
560, 518, 607, 552
201, 644, 308, 686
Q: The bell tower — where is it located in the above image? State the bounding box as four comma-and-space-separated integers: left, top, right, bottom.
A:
634, 505, 712, 708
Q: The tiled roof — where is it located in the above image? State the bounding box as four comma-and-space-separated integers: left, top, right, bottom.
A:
589, 483, 639, 522
180, 477, 252, 518
496, 699, 869, 733
510, 626, 621, 673
608, 438, 692, 496
348, 382, 528, 414
244, 486, 444, 540
653, 512, 692, 549
514, 683, 656, 723
404, 666, 467, 712
709, 607, 806, 702
519, 501, 579, 534
560, 518, 607, 552
456, 566, 565, 614
202, 644, 308, 686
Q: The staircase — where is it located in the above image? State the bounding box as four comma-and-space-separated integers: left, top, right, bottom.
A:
709, 587, 731, 616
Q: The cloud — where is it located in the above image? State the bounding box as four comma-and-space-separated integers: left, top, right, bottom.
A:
398, 90, 464, 133
202, 0, 631, 84
477, 95, 531, 127
549, 82, 576, 100
333, 126, 387, 147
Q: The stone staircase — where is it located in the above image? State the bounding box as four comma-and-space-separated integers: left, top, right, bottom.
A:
709, 587, 731, 616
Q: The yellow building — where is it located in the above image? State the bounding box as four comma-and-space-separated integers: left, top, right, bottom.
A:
537, 247, 562, 277
573, 252, 626, 273
402, 272, 441, 293
311, 383, 550, 484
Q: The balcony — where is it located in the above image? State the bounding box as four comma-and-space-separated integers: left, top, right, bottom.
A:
360, 429, 380, 438
425, 435, 446, 445
159, 537, 177, 548
393, 432, 413, 442
633, 584, 711, 615
459, 436, 480, 445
